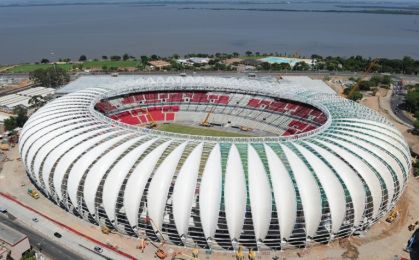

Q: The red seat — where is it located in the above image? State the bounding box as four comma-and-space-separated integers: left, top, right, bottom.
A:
166, 113, 175, 121
247, 98, 260, 108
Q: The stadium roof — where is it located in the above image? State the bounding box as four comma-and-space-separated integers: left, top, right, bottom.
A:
56, 75, 335, 95
20, 76, 410, 250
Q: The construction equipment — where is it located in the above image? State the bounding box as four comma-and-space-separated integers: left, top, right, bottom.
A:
248, 249, 256, 260
101, 226, 111, 234
27, 188, 40, 199
0, 143, 10, 151
240, 126, 252, 132
200, 106, 216, 127
155, 248, 167, 259
408, 221, 419, 231
347, 59, 379, 99
385, 209, 399, 223
191, 248, 199, 259
235, 245, 244, 260
146, 110, 157, 128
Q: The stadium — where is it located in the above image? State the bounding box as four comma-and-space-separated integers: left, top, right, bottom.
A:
19, 76, 411, 251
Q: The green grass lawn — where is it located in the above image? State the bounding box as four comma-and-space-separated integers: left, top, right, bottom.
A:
157, 123, 254, 137
5, 60, 141, 73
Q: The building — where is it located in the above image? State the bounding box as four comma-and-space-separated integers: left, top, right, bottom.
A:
148, 60, 171, 70
177, 57, 210, 66
259, 56, 314, 67
0, 223, 30, 260
241, 59, 262, 67
223, 58, 243, 65
0, 87, 55, 113
20, 76, 410, 251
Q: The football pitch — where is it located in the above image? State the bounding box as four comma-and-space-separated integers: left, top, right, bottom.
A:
157, 123, 254, 137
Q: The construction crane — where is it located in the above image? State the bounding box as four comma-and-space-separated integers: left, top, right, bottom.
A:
347, 59, 379, 100
200, 106, 216, 127
146, 110, 157, 128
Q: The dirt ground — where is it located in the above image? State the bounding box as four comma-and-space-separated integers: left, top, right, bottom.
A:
0, 80, 418, 259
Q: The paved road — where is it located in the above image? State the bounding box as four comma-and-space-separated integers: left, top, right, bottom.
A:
390, 87, 414, 127
0, 194, 134, 260
0, 213, 84, 260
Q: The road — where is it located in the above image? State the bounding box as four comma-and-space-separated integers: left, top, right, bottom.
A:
0, 194, 135, 260
0, 213, 84, 260
390, 86, 414, 127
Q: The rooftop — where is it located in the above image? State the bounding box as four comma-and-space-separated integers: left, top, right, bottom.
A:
56, 75, 335, 95
148, 60, 171, 68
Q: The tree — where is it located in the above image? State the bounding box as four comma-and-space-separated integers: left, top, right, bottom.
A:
4, 107, 28, 131
79, 55, 87, 61
279, 62, 291, 71
3, 116, 17, 131
349, 91, 363, 101
28, 95, 48, 111
40, 58, 49, 64
311, 54, 323, 60
110, 55, 121, 61
245, 51, 253, 56
29, 67, 70, 88
102, 55, 108, 60
140, 56, 149, 65
293, 61, 310, 71
413, 120, 419, 136
122, 53, 130, 61
358, 80, 374, 91
260, 62, 271, 71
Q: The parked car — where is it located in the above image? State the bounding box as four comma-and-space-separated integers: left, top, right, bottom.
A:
32, 217, 39, 222
94, 246, 103, 253
0, 207, 7, 213
54, 232, 62, 238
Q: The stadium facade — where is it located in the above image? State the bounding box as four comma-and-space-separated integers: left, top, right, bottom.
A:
20, 76, 411, 250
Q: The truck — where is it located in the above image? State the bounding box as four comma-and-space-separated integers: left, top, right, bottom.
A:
27, 188, 40, 199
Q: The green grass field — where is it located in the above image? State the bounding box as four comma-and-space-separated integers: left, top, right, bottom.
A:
5, 60, 141, 73
157, 123, 254, 137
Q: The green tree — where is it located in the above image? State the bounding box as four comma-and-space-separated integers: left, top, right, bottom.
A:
4, 107, 28, 131
293, 61, 310, 71
110, 55, 121, 61
3, 116, 17, 131
40, 58, 49, 64
28, 95, 48, 111
29, 67, 70, 88
405, 89, 419, 112
102, 55, 108, 60
122, 53, 130, 61
79, 55, 87, 61
349, 91, 363, 101
245, 51, 253, 56
358, 80, 374, 91
140, 56, 149, 65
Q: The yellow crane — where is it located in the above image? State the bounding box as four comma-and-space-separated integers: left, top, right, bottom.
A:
200, 106, 216, 127
146, 110, 157, 128
347, 59, 379, 99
